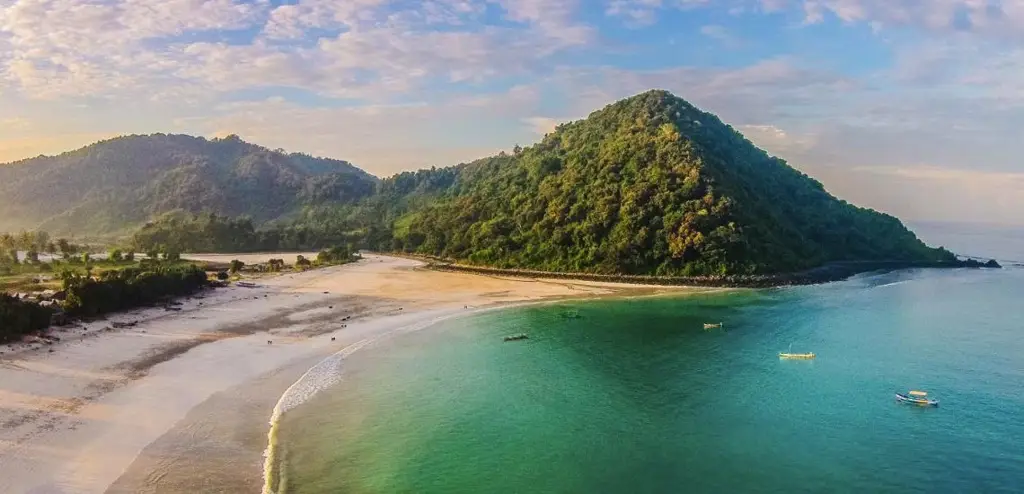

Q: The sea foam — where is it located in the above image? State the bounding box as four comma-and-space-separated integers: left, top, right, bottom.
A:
261, 307, 500, 494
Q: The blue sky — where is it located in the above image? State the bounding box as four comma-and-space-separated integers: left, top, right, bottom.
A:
1, 0, 1023, 224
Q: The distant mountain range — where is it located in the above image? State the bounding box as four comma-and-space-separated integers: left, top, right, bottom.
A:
1, 90, 955, 276
0, 134, 378, 234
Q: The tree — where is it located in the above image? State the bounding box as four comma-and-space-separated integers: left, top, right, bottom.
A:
125, 251, 135, 262
229, 260, 245, 274
162, 247, 181, 262
33, 231, 49, 251
109, 249, 124, 262
296, 255, 312, 270
57, 239, 78, 259
24, 249, 39, 264
81, 252, 91, 264
18, 231, 33, 249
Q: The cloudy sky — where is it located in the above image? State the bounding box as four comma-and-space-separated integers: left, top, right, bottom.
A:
1, 0, 1022, 225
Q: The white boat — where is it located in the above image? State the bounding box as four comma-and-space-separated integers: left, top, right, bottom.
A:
895, 390, 939, 407
778, 343, 814, 359
703, 322, 722, 330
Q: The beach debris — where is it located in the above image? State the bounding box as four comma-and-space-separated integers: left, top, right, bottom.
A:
164, 307, 182, 312
503, 334, 529, 342
329, 306, 334, 309
267, 340, 273, 345
331, 337, 336, 341
323, 291, 329, 294
110, 321, 137, 329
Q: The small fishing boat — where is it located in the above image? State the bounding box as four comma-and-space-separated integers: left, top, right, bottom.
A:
774, 344, 815, 358
778, 352, 815, 359
563, 310, 581, 319
503, 334, 529, 342
895, 390, 939, 407
703, 322, 723, 330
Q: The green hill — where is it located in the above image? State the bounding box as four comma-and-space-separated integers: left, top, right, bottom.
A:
0, 134, 378, 235
391, 90, 952, 275
2, 91, 954, 277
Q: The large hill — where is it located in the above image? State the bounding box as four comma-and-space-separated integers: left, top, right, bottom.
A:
4, 91, 954, 276
389, 90, 951, 275
0, 134, 378, 234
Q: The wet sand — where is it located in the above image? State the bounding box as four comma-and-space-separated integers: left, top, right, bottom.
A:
0, 254, 698, 493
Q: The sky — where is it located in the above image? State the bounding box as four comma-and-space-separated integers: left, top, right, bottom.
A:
1, 0, 1023, 225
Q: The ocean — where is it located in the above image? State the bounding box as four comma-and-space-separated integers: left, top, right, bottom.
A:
268, 262, 1024, 493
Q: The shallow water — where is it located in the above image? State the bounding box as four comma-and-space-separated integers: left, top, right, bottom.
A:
277, 267, 1024, 493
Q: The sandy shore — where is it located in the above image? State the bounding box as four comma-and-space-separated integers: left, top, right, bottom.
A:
0, 254, 698, 494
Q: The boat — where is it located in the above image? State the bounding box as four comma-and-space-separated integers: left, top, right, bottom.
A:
895, 390, 939, 407
779, 343, 815, 359
703, 322, 723, 330
563, 310, 580, 319
503, 334, 529, 342
236, 281, 258, 288
778, 352, 815, 359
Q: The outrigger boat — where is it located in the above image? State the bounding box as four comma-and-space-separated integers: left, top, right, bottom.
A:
895, 390, 939, 407
703, 322, 723, 330
779, 343, 815, 359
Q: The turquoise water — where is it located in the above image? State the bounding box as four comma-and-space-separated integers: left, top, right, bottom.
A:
277, 267, 1024, 493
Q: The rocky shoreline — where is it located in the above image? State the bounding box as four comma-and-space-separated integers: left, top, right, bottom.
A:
425, 258, 1002, 289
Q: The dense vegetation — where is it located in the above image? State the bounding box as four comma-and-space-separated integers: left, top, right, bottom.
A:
130, 211, 382, 253
390, 91, 954, 275
59, 263, 209, 317
0, 294, 53, 343
3, 90, 958, 277
0, 134, 378, 234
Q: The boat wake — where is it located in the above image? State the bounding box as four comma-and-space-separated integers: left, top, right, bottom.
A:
874, 280, 911, 289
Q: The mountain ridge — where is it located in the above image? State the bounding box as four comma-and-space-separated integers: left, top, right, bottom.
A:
386, 89, 952, 274
0, 133, 378, 234
1, 90, 957, 277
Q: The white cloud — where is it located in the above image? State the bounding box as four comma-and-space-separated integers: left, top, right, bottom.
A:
699, 24, 742, 47
0, 0, 592, 101
737, 124, 817, 155
263, 0, 387, 39
522, 116, 562, 136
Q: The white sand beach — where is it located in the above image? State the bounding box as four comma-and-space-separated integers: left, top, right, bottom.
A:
0, 254, 694, 494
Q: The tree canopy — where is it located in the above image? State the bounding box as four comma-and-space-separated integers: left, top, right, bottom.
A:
391, 90, 953, 275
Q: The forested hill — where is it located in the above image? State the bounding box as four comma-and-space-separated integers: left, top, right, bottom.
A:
391, 90, 953, 275
0, 134, 378, 234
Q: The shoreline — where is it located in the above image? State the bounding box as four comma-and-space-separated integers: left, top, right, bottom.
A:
0, 254, 700, 494
421, 258, 1002, 288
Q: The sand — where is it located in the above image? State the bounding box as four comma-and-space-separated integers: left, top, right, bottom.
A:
0, 254, 696, 494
